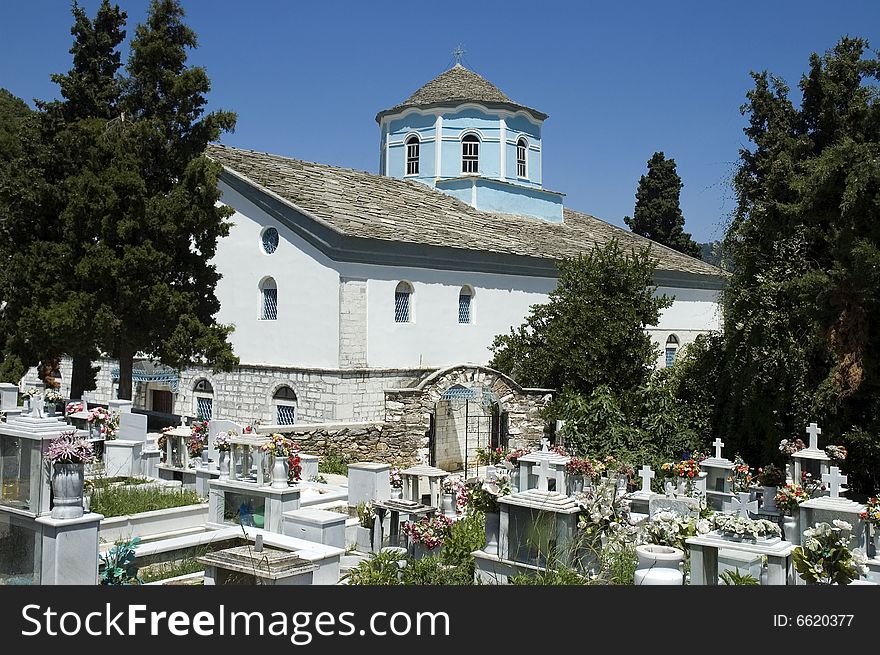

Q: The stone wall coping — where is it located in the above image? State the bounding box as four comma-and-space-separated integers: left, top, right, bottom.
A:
256, 422, 380, 434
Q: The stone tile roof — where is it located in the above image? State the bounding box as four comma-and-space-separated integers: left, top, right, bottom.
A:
375, 64, 548, 122
207, 144, 723, 280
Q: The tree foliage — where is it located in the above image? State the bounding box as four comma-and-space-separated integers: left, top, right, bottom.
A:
624, 151, 702, 259
717, 36, 880, 493
488, 241, 706, 465
0, 0, 238, 399
489, 240, 671, 395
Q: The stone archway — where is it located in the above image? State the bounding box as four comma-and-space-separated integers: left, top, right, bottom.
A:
382, 364, 554, 469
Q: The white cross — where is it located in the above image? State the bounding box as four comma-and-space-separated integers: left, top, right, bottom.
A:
638, 465, 655, 493
540, 437, 550, 452
535, 457, 551, 492
806, 422, 822, 450
736, 492, 759, 518
713, 438, 724, 459
822, 466, 847, 499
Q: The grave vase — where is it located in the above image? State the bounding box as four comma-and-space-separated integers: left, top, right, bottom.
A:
510, 466, 520, 490
271, 455, 288, 489
411, 541, 439, 560
567, 475, 584, 495
634, 544, 684, 586
484, 510, 501, 555
664, 479, 676, 496
201, 449, 210, 468
51, 461, 85, 519
89, 422, 101, 440
44, 402, 56, 417
441, 493, 456, 518
762, 486, 778, 513
218, 451, 230, 479
391, 487, 402, 500
783, 514, 800, 544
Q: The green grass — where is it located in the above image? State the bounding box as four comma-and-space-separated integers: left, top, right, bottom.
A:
140, 556, 206, 583
90, 485, 202, 518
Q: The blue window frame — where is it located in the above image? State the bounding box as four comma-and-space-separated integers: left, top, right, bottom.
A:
458, 289, 472, 324
262, 227, 279, 254
196, 397, 213, 421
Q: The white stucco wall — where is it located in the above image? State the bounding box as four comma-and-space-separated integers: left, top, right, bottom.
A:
214, 182, 340, 368
342, 263, 556, 369
213, 180, 722, 372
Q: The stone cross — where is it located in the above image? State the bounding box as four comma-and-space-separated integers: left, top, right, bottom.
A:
713, 438, 724, 459
736, 491, 759, 518
535, 457, 551, 492
638, 465, 655, 493
806, 422, 822, 450
822, 466, 847, 499
540, 437, 550, 452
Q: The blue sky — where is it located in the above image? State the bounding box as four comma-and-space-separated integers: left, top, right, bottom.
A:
1, 0, 878, 242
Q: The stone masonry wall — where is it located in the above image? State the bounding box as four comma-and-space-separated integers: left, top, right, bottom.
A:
383, 365, 553, 467
269, 423, 418, 467
20, 357, 428, 426
338, 277, 368, 368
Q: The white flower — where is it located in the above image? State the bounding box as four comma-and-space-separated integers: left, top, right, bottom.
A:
832, 519, 852, 532
696, 519, 711, 534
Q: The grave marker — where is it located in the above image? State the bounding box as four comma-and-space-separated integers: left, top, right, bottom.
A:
638, 465, 655, 494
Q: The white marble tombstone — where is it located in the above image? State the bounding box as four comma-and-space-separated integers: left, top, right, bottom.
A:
208, 419, 244, 463
0, 383, 19, 411
798, 466, 866, 552
108, 399, 133, 414
104, 413, 148, 478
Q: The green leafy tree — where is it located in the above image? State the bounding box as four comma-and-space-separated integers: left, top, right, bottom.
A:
717, 37, 880, 492
489, 240, 672, 395
624, 152, 702, 259
99, 0, 238, 399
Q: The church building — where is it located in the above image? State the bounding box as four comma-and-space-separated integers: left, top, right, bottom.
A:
22, 63, 723, 451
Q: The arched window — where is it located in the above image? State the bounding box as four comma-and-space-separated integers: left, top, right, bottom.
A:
516, 138, 528, 178
395, 281, 413, 323
273, 385, 297, 425
461, 134, 480, 174
261, 227, 279, 254
193, 378, 213, 421
458, 286, 473, 324
260, 277, 277, 320
405, 135, 420, 176
665, 335, 680, 367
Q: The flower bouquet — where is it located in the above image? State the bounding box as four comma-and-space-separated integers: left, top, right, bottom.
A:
214, 432, 232, 452
859, 497, 880, 529
389, 467, 403, 489
87, 406, 112, 426
475, 446, 506, 466
779, 438, 806, 456
755, 463, 786, 487
261, 433, 291, 458
727, 455, 753, 492
466, 474, 511, 514
44, 388, 64, 406
504, 448, 528, 468
65, 401, 84, 416
402, 514, 453, 551
825, 444, 847, 462
712, 513, 781, 541
46, 430, 96, 465
102, 412, 121, 440
775, 483, 810, 515
793, 520, 868, 584
645, 510, 711, 551
187, 433, 206, 459
565, 456, 595, 478
288, 451, 302, 483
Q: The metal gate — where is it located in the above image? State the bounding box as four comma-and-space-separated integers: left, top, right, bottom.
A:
430, 385, 505, 476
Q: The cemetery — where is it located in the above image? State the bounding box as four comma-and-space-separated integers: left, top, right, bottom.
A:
1, 382, 878, 587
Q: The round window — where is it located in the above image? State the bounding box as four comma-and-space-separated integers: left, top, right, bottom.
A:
261, 227, 279, 254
